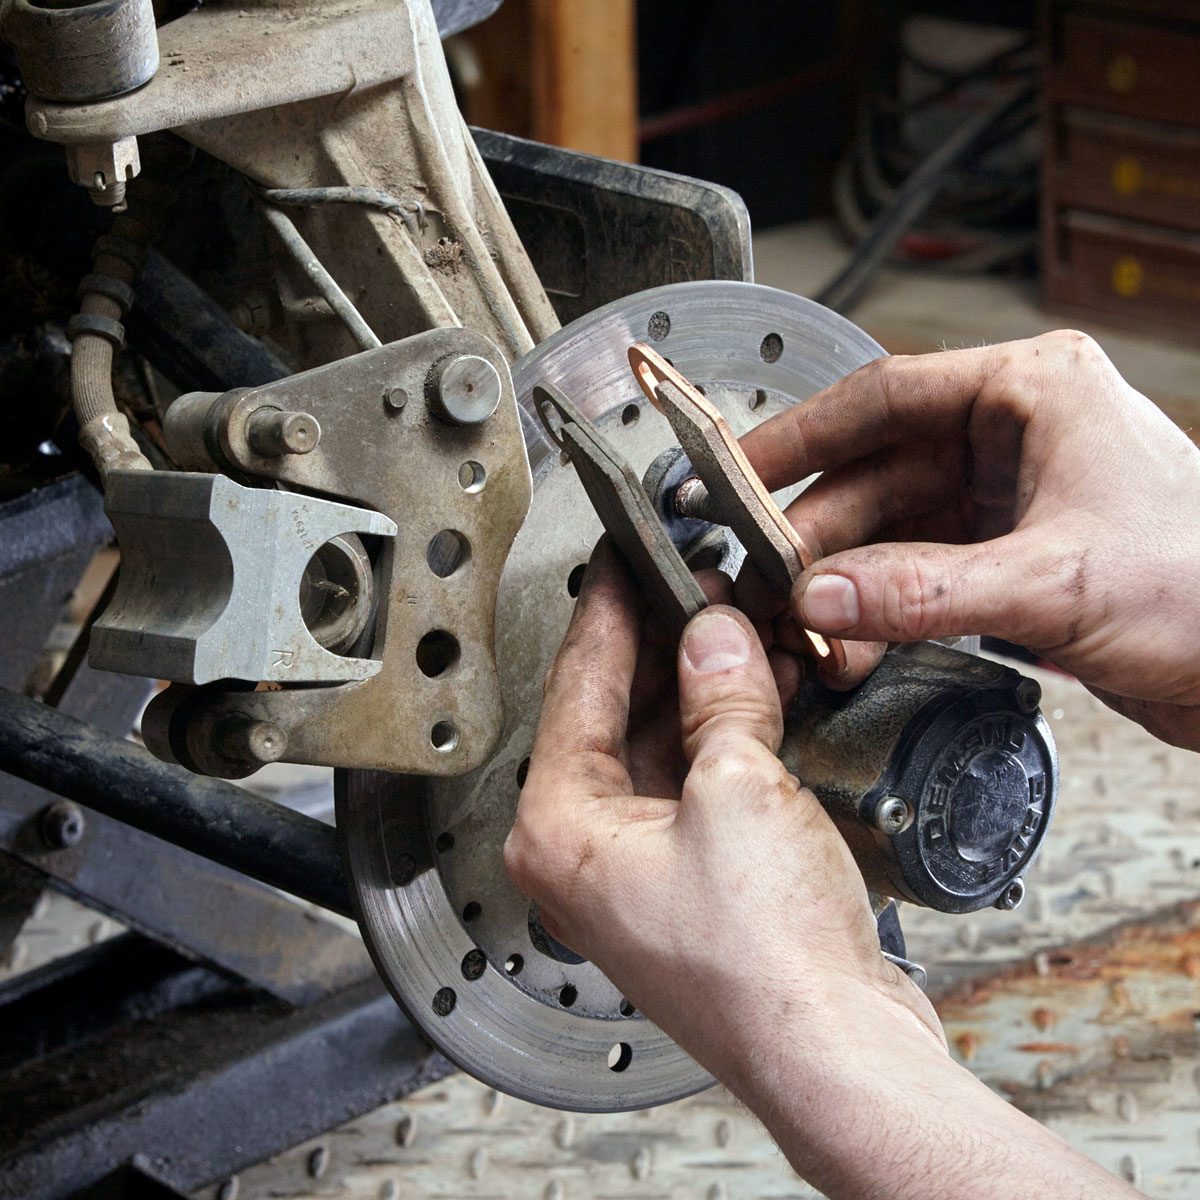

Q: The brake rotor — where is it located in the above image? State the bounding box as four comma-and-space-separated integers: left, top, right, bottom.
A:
338, 281, 886, 1111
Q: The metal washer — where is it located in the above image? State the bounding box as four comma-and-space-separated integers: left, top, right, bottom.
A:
339, 281, 885, 1112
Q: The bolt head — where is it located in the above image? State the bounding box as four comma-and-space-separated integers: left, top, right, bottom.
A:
1016, 679, 1042, 714
874, 795, 912, 836
994, 877, 1026, 911
433, 355, 502, 426
40, 801, 85, 849
277, 412, 319, 455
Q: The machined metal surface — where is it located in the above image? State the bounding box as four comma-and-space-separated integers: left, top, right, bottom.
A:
340, 281, 889, 1112
145, 328, 532, 776
92, 471, 395, 687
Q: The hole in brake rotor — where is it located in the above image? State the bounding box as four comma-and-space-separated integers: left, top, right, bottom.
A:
608, 1042, 633, 1072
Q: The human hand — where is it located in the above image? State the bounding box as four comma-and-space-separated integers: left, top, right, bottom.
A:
503, 539, 944, 1104
738, 330, 1200, 750
506, 539, 1138, 1199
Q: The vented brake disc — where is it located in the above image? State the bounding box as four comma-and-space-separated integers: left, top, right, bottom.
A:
338, 281, 885, 1112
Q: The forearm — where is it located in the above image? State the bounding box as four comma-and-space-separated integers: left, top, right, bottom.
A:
714, 992, 1140, 1200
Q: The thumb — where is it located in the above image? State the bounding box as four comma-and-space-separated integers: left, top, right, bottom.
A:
677, 606, 783, 764
795, 535, 1041, 645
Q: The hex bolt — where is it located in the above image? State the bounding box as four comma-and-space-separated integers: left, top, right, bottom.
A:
217, 718, 288, 766
246, 407, 321, 457
874, 795, 913, 836
994, 877, 1026, 911
40, 800, 85, 849
431, 355, 502, 426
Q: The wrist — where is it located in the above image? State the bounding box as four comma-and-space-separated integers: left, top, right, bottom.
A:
707, 967, 950, 1117
711, 977, 1136, 1200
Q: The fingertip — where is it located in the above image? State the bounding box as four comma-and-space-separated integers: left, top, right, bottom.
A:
694, 566, 734, 606
797, 572, 861, 633
680, 606, 755, 675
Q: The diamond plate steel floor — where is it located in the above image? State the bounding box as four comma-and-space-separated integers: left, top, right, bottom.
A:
6, 665, 1198, 1199
201, 668, 1200, 1199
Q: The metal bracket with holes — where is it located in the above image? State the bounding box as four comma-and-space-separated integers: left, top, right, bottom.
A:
131, 327, 531, 778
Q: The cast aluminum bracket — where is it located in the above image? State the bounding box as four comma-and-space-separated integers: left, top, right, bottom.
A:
92, 472, 396, 685
132, 326, 532, 777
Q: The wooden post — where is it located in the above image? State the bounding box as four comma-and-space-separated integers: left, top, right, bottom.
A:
530, 0, 638, 162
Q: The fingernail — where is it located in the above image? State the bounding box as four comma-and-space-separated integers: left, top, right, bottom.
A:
801, 575, 859, 631
682, 610, 751, 673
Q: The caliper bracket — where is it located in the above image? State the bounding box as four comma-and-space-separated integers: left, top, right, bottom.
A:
118, 327, 531, 778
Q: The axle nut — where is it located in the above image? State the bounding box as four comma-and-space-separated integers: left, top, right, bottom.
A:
431, 355, 502, 426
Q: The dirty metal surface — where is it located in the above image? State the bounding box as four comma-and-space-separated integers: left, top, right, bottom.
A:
92, 472, 396, 686
340, 282, 887, 1114
473, 129, 753, 326
203, 665, 1200, 1199
150, 328, 532, 777
28, 0, 557, 363
532, 381, 707, 637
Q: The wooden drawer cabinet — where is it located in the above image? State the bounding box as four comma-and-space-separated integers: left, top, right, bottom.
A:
1043, 1, 1200, 340
1051, 11, 1200, 126
1052, 108, 1200, 232
1056, 211, 1200, 326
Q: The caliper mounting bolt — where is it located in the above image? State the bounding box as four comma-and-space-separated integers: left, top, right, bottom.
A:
246, 407, 321, 457
217, 718, 288, 767
431, 354, 502, 426
40, 800, 86, 849
874, 795, 913, 836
